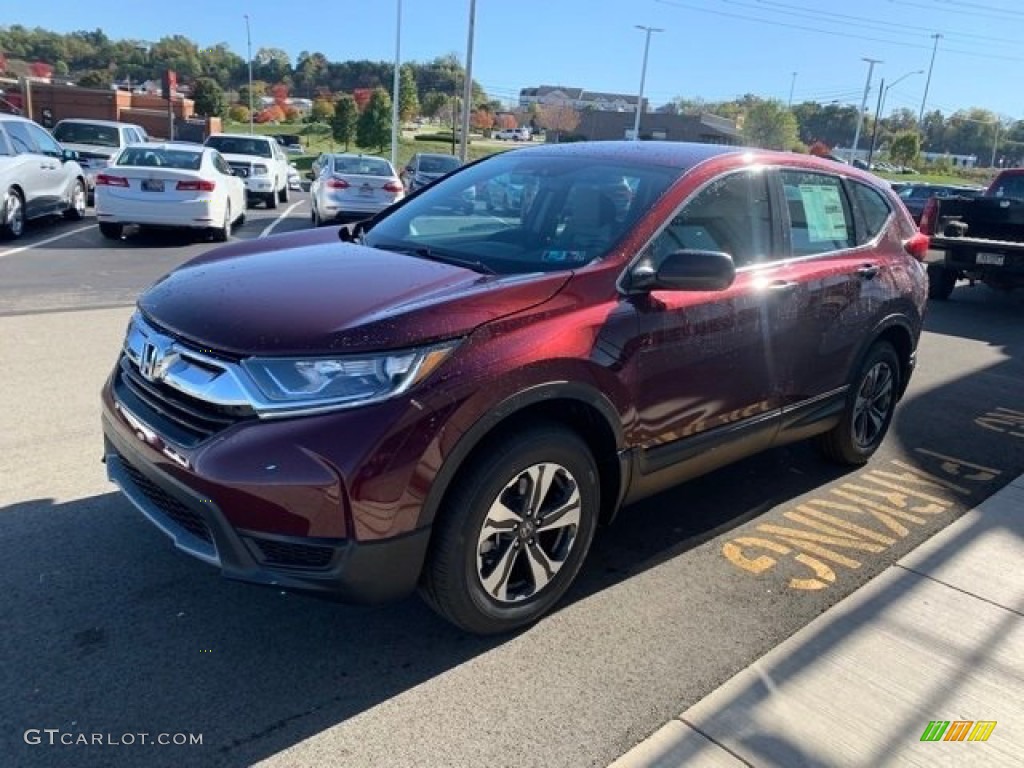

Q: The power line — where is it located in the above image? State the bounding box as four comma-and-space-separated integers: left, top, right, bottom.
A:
888, 0, 1024, 23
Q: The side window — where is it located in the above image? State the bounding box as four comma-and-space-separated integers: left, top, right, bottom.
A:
851, 181, 892, 244
4, 121, 39, 154
781, 170, 855, 256
0, 127, 11, 156
26, 123, 62, 156
213, 153, 230, 175
649, 170, 773, 269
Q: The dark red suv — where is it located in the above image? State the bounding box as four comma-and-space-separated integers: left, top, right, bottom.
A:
101, 142, 928, 634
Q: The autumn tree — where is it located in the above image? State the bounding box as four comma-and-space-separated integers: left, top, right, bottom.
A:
29, 61, 53, 78
332, 93, 359, 150
537, 104, 580, 142
312, 98, 334, 122
227, 104, 250, 123
255, 104, 285, 124
496, 113, 517, 131
471, 108, 495, 134
808, 140, 831, 157
357, 87, 392, 152
398, 64, 419, 123
192, 77, 226, 117
237, 80, 266, 110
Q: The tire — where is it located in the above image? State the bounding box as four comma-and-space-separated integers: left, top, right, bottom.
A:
927, 264, 957, 301
1, 187, 25, 240
64, 179, 86, 220
212, 202, 231, 242
818, 341, 900, 466
265, 191, 278, 210
419, 424, 600, 634
98, 222, 123, 240
279, 180, 289, 203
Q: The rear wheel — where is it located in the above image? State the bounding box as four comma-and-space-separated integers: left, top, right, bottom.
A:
818, 341, 900, 465
1, 187, 25, 240
927, 264, 957, 300
98, 222, 123, 240
64, 180, 86, 220
419, 424, 599, 634
212, 202, 232, 242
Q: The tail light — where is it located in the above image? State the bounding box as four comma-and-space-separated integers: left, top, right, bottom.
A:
918, 196, 939, 234
176, 179, 216, 192
95, 174, 129, 187
383, 181, 403, 193
903, 232, 930, 262
326, 178, 350, 189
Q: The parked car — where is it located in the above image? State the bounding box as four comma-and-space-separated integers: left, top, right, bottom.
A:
401, 152, 462, 193
494, 127, 530, 141
203, 133, 290, 208
273, 133, 303, 154
52, 118, 150, 204
309, 153, 404, 226
0, 114, 87, 239
896, 183, 985, 223
94, 143, 246, 241
100, 141, 928, 634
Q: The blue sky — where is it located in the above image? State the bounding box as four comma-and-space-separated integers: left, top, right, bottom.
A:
10, 0, 1024, 120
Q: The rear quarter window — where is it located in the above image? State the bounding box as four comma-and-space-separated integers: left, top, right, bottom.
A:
850, 182, 893, 244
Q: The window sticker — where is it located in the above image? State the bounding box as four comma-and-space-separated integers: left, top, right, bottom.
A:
798, 184, 848, 242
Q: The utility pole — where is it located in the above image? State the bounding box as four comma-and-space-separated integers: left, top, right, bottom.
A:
867, 77, 884, 168
458, 0, 476, 163
244, 15, 254, 134
633, 26, 663, 140
851, 57, 882, 162
788, 71, 797, 108
991, 120, 1001, 168
392, 0, 402, 170
918, 33, 942, 128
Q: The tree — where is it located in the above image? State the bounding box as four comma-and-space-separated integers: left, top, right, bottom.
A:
254, 47, 292, 84
889, 130, 921, 166
76, 70, 109, 89
537, 104, 580, 141
420, 90, 448, 120
741, 99, 798, 150
283, 106, 301, 123
270, 82, 290, 107
311, 98, 334, 123
357, 87, 392, 152
53, 60, 69, 77
332, 93, 358, 150
398, 64, 419, 123
227, 104, 250, 123
808, 140, 831, 157
255, 104, 285, 124
192, 77, 226, 117
497, 113, 517, 131
471, 108, 495, 134
29, 61, 53, 78
237, 80, 267, 111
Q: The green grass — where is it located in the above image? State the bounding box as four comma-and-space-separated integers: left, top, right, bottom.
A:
876, 171, 991, 187
222, 121, 508, 172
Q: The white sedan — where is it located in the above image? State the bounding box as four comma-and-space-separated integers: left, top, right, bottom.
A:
95, 143, 246, 241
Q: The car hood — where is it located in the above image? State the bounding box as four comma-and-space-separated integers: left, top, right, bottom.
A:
138, 228, 570, 356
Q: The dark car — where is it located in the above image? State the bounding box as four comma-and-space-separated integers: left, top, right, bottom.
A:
100, 142, 928, 634
402, 152, 462, 193
897, 183, 985, 223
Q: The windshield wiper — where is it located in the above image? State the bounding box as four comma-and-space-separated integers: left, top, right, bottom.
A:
373, 244, 496, 275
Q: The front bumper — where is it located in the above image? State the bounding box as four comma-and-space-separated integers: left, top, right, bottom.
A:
100, 377, 435, 602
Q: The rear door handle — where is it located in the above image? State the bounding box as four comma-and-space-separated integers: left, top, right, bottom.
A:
857, 264, 880, 280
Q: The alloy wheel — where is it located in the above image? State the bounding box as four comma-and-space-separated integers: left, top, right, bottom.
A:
475, 462, 582, 604
852, 361, 894, 450
5, 190, 24, 237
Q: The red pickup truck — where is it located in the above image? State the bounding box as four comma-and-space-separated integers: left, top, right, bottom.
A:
920, 168, 1024, 300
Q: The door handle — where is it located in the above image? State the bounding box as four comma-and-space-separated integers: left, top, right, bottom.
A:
856, 264, 880, 280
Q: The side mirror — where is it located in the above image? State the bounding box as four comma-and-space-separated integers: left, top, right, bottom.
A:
61, 148, 79, 163
629, 250, 736, 293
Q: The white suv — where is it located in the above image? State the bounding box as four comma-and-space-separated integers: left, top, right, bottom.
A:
203, 133, 291, 208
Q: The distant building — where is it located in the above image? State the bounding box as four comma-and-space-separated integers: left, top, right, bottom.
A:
519, 85, 647, 114
561, 110, 741, 145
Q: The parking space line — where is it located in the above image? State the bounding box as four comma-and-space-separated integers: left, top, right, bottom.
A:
259, 201, 305, 239
0, 224, 94, 260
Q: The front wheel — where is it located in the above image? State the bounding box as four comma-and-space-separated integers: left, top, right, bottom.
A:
419, 424, 600, 634
818, 341, 900, 465
927, 264, 957, 300
265, 190, 278, 210
279, 180, 289, 203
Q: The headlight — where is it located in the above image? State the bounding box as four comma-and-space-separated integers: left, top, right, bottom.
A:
240, 343, 457, 411
253, 164, 269, 176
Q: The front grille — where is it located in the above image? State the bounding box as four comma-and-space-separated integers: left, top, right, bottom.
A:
118, 453, 213, 544
229, 163, 250, 178
248, 538, 336, 570
115, 356, 254, 448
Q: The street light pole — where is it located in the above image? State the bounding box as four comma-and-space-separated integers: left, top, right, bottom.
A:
632, 25, 663, 140
458, 0, 477, 163
851, 57, 882, 162
868, 69, 924, 166
918, 33, 942, 128
392, 0, 402, 170
991, 120, 1001, 168
244, 14, 253, 134
788, 71, 797, 108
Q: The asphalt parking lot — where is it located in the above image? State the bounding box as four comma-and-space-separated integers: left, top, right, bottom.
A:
1, 200, 1022, 767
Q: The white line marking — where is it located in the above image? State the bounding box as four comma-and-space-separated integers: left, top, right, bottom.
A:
259, 201, 305, 238
0, 224, 94, 259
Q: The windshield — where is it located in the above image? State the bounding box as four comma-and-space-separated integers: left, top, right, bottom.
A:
418, 156, 460, 174
53, 122, 119, 147
205, 136, 272, 158
116, 147, 203, 170
363, 153, 677, 275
